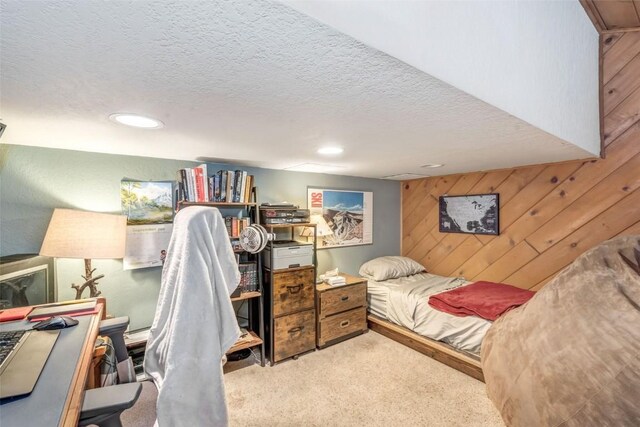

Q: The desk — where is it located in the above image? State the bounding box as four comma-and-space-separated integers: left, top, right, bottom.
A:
0, 309, 102, 427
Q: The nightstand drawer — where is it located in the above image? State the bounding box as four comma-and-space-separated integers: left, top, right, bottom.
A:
272, 268, 315, 316
318, 307, 366, 347
274, 309, 316, 362
319, 282, 366, 318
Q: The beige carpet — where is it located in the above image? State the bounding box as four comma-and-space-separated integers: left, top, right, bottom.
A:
225, 331, 504, 426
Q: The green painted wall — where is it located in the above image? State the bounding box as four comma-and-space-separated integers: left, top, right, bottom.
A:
1, 144, 400, 330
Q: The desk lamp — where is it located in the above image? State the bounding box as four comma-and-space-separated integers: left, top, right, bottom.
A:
40, 208, 127, 299
300, 214, 334, 244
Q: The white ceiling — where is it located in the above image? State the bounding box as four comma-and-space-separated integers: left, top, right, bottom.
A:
1, 0, 594, 179
284, 0, 601, 156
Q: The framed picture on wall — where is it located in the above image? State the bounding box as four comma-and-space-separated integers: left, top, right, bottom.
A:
439, 193, 499, 236
121, 180, 174, 270
307, 188, 373, 249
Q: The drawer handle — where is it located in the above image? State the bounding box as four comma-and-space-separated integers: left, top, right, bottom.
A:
340, 320, 350, 328
287, 284, 303, 294
341, 296, 349, 301
288, 326, 304, 334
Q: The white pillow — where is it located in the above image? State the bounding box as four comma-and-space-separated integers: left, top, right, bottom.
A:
359, 256, 426, 281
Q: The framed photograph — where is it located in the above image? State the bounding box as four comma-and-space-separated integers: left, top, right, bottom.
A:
439, 193, 499, 236
307, 188, 373, 249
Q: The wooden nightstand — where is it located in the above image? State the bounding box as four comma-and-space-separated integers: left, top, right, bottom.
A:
316, 273, 368, 348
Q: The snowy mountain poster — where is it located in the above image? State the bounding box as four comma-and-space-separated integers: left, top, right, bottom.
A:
121, 180, 174, 270
308, 188, 373, 249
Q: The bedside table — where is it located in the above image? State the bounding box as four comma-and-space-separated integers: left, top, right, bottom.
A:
316, 273, 368, 348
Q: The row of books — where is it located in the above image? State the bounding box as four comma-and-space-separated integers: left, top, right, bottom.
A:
225, 216, 251, 238
238, 263, 258, 292
177, 165, 254, 203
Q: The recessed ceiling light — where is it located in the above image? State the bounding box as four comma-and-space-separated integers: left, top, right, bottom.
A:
317, 146, 344, 155
420, 163, 444, 168
109, 113, 164, 129
284, 163, 345, 173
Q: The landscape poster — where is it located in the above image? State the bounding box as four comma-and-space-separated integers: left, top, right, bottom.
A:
120, 180, 174, 225
308, 188, 373, 249
121, 180, 174, 270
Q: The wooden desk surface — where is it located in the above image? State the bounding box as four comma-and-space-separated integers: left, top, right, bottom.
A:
0, 307, 102, 427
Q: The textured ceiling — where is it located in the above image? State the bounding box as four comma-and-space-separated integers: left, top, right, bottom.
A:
0, 0, 592, 179
285, 0, 600, 156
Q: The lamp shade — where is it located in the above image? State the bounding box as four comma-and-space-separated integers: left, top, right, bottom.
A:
313, 214, 334, 237
40, 209, 127, 259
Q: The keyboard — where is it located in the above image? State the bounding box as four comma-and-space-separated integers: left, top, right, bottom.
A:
0, 330, 26, 367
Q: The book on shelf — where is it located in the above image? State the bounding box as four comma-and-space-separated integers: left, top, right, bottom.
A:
177, 167, 254, 204
224, 216, 251, 238
238, 262, 258, 292
225, 171, 233, 202
193, 167, 205, 202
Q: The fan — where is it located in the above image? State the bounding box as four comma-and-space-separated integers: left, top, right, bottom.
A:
238, 224, 275, 253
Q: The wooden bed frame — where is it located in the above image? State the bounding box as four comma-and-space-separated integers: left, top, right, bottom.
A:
367, 314, 484, 382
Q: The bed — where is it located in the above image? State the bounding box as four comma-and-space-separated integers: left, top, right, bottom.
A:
360, 256, 492, 381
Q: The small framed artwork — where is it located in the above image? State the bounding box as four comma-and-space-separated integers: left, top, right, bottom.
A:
439, 193, 499, 236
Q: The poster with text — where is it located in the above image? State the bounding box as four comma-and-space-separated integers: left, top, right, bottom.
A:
307, 188, 373, 249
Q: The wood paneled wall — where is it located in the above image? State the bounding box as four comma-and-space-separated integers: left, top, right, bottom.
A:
603, 31, 640, 147
581, 0, 640, 32
402, 30, 640, 291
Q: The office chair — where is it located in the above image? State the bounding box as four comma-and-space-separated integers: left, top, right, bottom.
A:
78, 317, 157, 427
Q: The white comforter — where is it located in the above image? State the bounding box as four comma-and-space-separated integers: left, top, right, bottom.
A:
367, 273, 492, 354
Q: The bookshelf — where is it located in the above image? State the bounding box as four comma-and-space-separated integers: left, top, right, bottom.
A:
179, 201, 257, 208
176, 173, 265, 366
228, 331, 263, 354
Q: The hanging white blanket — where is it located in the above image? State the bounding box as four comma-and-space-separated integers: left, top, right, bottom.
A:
144, 206, 240, 427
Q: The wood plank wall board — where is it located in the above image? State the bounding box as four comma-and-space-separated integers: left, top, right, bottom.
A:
580, 0, 607, 32
433, 236, 484, 277
582, 0, 640, 31
403, 175, 462, 255
618, 220, 640, 238
602, 32, 625, 53
471, 241, 539, 283
602, 31, 640, 84
475, 166, 546, 245
595, 1, 640, 30
603, 31, 640, 149
603, 51, 640, 114
604, 86, 640, 144
505, 189, 640, 288
527, 137, 640, 251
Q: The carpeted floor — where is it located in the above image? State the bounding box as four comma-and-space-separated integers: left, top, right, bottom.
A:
225, 331, 504, 426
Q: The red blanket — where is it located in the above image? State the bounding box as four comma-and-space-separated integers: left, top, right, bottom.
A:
428, 281, 535, 321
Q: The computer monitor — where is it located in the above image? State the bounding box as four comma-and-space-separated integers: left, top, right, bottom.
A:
0, 254, 56, 309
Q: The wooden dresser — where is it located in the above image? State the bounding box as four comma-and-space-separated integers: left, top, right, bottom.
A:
265, 265, 317, 363
316, 273, 367, 348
